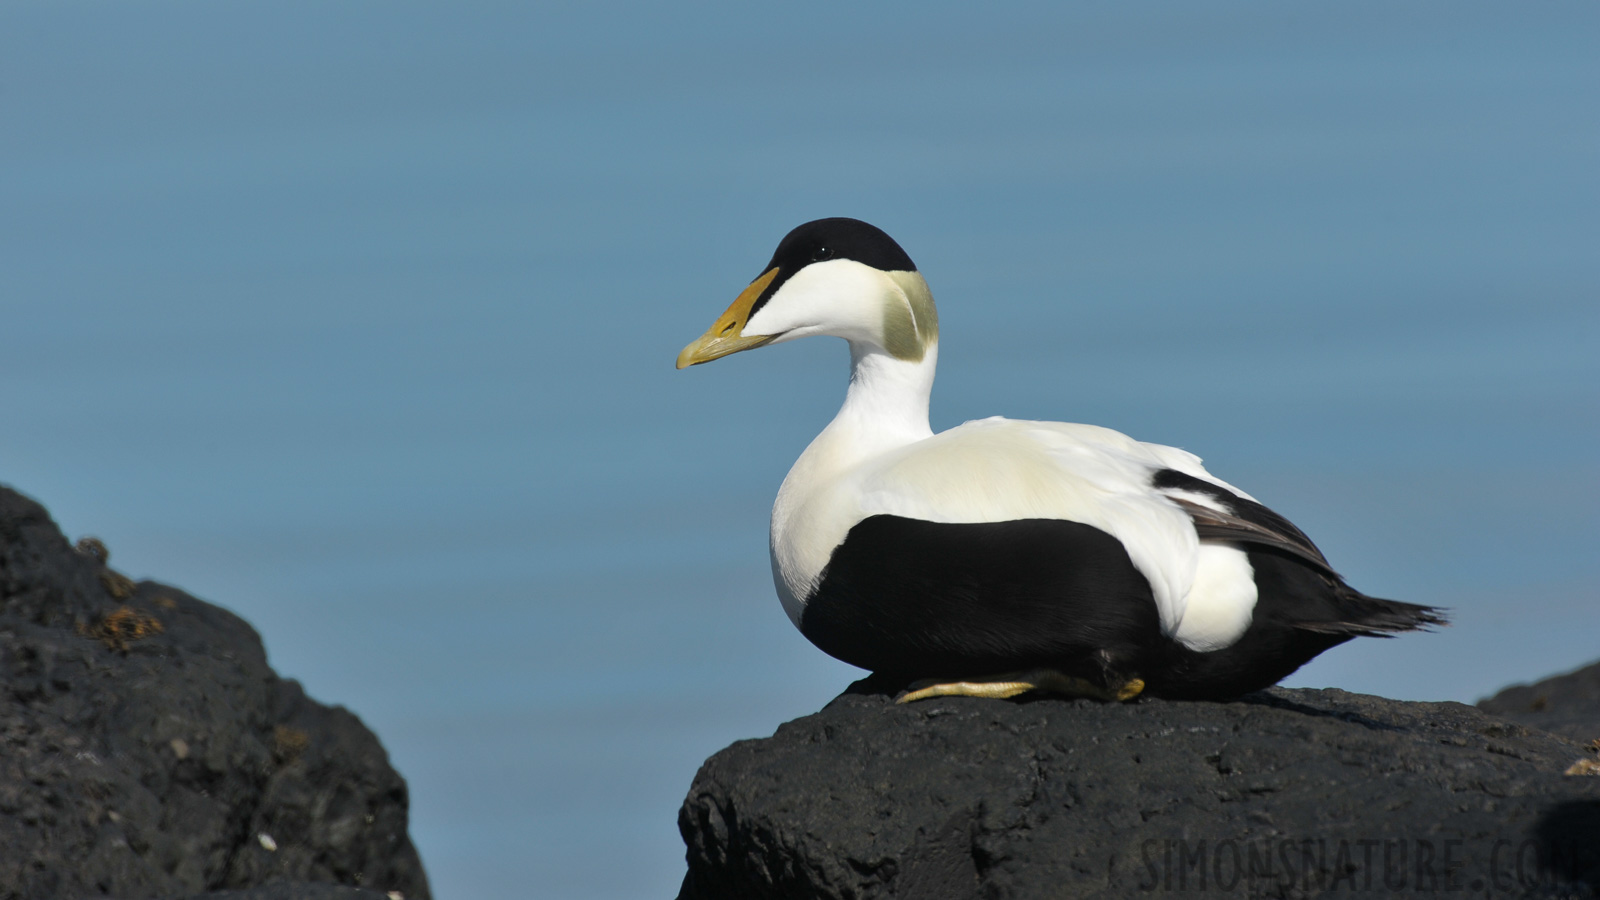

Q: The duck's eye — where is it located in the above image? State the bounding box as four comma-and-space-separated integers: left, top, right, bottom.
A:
811, 246, 834, 262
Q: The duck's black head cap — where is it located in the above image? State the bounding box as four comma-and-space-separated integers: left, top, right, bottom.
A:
764, 217, 917, 278
744, 218, 917, 320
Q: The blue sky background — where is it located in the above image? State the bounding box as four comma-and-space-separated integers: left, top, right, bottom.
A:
3, 2, 1597, 898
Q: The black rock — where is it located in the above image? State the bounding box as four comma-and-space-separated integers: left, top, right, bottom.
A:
185, 886, 398, 900
0, 485, 429, 900
1480, 660, 1600, 744
679, 674, 1600, 900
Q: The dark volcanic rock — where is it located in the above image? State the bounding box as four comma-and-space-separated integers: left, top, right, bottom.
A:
0, 486, 429, 900
679, 675, 1600, 900
1480, 660, 1600, 744
186, 886, 398, 900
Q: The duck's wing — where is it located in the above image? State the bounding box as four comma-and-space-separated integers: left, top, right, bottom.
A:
1146, 467, 1337, 577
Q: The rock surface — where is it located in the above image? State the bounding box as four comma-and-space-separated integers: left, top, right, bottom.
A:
184, 887, 399, 900
1480, 660, 1600, 744
679, 674, 1600, 899
0, 485, 429, 900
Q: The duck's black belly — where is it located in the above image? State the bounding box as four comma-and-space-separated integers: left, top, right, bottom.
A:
796, 514, 1165, 683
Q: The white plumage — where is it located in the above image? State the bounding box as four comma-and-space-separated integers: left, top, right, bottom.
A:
773, 409, 1260, 653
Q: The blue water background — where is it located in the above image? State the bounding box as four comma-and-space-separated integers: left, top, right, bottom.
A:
3, 3, 1597, 897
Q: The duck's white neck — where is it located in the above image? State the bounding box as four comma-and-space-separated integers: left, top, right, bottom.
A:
781, 341, 938, 497
831, 341, 937, 451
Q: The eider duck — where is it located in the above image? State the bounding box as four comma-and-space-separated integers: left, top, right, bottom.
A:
677, 217, 1445, 703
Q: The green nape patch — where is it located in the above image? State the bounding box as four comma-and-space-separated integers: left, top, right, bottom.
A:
882, 271, 939, 362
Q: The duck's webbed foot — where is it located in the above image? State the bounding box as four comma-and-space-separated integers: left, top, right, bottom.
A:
895, 668, 1145, 704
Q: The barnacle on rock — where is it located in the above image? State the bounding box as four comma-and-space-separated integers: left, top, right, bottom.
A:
274, 725, 311, 764
75, 536, 110, 564
99, 570, 137, 599
76, 536, 137, 598
80, 606, 164, 651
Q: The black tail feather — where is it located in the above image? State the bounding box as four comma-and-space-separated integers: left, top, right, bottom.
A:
1292, 590, 1449, 638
